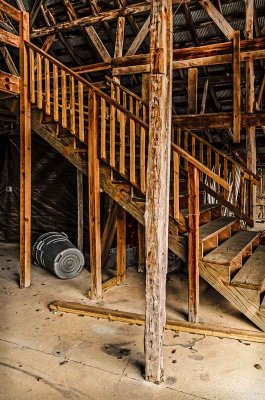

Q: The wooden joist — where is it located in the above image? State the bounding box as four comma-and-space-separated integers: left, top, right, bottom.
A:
0, 27, 19, 47
173, 112, 265, 129
31, 0, 189, 38
0, 0, 21, 21
48, 301, 265, 344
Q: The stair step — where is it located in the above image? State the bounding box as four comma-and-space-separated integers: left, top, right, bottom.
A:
199, 217, 239, 242
180, 203, 220, 218
231, 245, 265, 291
203, 230, 260, 272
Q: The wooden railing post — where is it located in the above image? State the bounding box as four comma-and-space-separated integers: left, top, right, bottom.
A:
116, 205, 126, 284
188, 163, 200, 323
19, 11, 31, 288
88, 90, 102, 299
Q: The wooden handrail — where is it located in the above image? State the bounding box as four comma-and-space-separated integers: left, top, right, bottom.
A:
105, 76, 148, 106
172, 143, 230, 191
174, 123, 259, 182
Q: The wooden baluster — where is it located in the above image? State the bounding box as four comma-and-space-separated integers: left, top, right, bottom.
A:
143, 103, 147, 124
36, 53, 42, 109
53, 64, 59, 122
207, 146, 211, 169
173, 151, 179, 220
100, 97, 107, 161
140, 126, 146, 193
188, 163, 200, 323
249, 176, 254, 224
130, 117, 136, 185
224, 158, 228, 200
199, 142, 203, 180
78, 81, 84, 142
215, 153, 220, 193
29, 48, 35, 104
110, 100, 116, 168
184, 130, 188, 169
177, 127, 181, 146
240, 171, 245, 214
232, 164, 236, 206
120, 110, 126, 176
191, 135, 196, 157
45, 58, 50, 115
70, 75, 75, 134
61, 70, 67, 128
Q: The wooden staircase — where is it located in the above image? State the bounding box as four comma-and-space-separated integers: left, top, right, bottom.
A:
7, 41, 265, 331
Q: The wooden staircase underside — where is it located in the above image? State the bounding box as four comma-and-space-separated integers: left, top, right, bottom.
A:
29, 106, 265, 332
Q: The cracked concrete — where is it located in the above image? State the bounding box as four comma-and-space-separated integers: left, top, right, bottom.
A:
0, 243, 265, 400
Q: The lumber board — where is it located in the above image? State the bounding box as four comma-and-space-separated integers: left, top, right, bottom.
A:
231, 246, 265, 291
203, 231, 259, 265
196, 217, 238, 242
49, 300, 265, 343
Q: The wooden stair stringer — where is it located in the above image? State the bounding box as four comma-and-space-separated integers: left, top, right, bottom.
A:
200, 260, 265, 332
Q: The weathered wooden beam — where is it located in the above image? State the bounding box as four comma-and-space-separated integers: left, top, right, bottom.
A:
145, 0, 173, 384
88, 90, 102, 299
31, 0, 190, 38
73, 37, 265, 75
0, 0, 21, 21
0, 71, 20, 94
198, 0, 235, 40
126, 16, 150, 56
19, 11, 31, 288
49, 301, 265, 343
114, 16, 125, 59
0, 27, 19, 47
62, 0, 111, 62
173, 112, 265, 129
232, 30, 241, 143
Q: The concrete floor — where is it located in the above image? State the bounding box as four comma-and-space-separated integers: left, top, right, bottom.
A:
0, 243, 264, 400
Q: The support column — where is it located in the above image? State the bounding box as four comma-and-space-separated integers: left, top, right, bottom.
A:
145, 0, 173, 383
19, 11, 31, 288
245, 0, 256, 221
77, 169, 84, 252
138, 74, 149, 273
188, 164, 200, 323
88, 90, 102, 299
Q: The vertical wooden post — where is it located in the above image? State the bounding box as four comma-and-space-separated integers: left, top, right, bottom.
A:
188, 163, 200, 323
233, 30, 241, 143
77, 169, 84, 252
145, 0, 173, 383
188, 68, 198, 114
88, 90, 102, 299
245, 0, 256, 219
19, 11, 31, 288
116, 206, 126, 284
138, 74, 149, 273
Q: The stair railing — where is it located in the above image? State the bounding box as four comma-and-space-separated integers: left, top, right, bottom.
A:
26, 41, 149, 194
173, 125, 260, 226
105, 76, 148, 124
